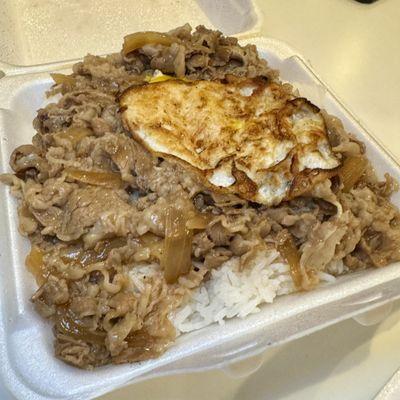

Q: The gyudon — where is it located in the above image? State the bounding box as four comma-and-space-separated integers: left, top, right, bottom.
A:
1, 25, 400, 369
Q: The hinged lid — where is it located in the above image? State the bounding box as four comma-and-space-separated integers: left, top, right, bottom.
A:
0, 0, 262, 74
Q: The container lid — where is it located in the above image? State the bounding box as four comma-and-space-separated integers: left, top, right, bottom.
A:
0, 0, 262, 70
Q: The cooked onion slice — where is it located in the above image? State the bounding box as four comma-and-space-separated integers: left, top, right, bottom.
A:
54, 127, 92, 145
50, 73, 75, 87
25, 246, 47, 285
277, 231, 319, 291
277, 232, 303, 289
113, 326, 173, 363
339, 155, 368, 192
60, 237, 127, 267
122, 32, 178, 55
186, 212, 212, 230
162, 206, 193, 284
56, 309, 105, 344
65, 168, 123, 189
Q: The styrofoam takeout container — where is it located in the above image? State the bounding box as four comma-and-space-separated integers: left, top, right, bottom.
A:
1, 1, 400, 399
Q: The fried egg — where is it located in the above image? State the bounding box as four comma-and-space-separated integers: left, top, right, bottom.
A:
120, 78, 340, 205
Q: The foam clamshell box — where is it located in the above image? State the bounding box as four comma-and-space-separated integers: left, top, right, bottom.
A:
0, 1, 399, 399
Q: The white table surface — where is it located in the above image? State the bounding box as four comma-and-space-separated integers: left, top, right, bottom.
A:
1, 0, 400, 399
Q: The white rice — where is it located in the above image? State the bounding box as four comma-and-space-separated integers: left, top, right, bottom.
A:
128, 252, 337, 335
172, 250, 336, 333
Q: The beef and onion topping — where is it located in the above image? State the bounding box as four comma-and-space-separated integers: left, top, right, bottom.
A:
1, 24, 400, 369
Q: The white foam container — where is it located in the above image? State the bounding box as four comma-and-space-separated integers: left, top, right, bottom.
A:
1, 1, 400, 399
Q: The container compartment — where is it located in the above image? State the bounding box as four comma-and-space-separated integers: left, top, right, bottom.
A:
1, 37, 400, 400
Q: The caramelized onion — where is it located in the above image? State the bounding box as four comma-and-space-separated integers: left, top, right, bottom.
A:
25, 246, 47, 285
122, 32, 179, 55
162, 207, 193, 284
50, 73, 75, 88
112, 328, 171, 363
277, 232, 318, 291
54, 127, 92, 145
186, 212, 212, 230
56, 309, 105, 344
61, 237, 127, 267
277, 233, 302, 289
65, 168, 123, 189
339, 155, 368, 192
